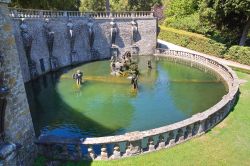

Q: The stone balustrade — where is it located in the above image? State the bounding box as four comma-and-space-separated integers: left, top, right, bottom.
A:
8, 8, 154, 19
35, 48, 239, 161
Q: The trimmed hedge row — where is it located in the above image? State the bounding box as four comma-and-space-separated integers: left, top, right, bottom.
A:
158, 26, 227, 58
225, 46, 250, 66
159, 26, 250, 66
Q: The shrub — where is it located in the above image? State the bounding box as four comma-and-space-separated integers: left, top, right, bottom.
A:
158, 26, 227, 57
225, 46, 250, 66
164, 13, 208, 34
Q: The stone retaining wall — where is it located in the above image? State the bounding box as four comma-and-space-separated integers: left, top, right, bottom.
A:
0, 1, 36, 165
35, 48, 239, 161
9, 8, 157, 82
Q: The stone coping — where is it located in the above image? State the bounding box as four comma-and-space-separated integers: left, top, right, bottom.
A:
8, 8, 154, 19
36, 48, 239, 160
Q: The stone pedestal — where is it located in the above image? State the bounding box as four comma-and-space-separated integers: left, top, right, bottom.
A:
110, 45, 119, 59
49, 56, 58, 71
131, 45, 139, 55
28, 61, 38, 79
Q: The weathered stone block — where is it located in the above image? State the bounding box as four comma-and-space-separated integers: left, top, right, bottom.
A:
0, 143, 16, 160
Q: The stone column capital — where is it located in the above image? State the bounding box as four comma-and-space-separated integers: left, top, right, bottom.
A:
0, 0, 11, 4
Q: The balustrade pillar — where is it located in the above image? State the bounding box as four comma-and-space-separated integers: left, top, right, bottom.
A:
148, 137, 155, 151
167, 131, 175, 146
76, 144, 82, 159
175, 129, 184, 143
198, 120, 206, 134
192, 122, 199, 136
63, 11, 67, 17
101, 144, 108, 160
62, 144, 69, 156
112, 144, 121, 159
205, 117, 211, 130
184, 126, 192, 139
125, 140, 141, 156
157, 134, 165, 149
87, 146, 96, 160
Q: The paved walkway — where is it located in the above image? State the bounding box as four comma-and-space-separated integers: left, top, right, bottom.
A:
158, 39, 250, 71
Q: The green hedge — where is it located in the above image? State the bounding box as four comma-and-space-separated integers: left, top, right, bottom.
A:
159, 26, 227, 58
225, 46, 250, 66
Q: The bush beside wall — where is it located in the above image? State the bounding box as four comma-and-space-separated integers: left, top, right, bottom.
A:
158, 26, 227, 58
159, 26, 250, 66
225, 46, 250, 66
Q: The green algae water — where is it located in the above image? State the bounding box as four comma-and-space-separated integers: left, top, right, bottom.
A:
26, 56, 227, 138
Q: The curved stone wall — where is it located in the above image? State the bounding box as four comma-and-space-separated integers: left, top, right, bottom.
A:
35, 48, 239, 161
9, 8, 157, 82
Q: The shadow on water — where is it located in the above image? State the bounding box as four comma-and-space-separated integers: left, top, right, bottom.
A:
25, 67, 120, 139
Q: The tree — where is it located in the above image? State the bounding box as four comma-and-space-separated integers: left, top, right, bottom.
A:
165, 0, 200, 18
79, 0, 106, 11
79, 0, 162, 12
199, 0, 250, 46
10, 0, 80, 10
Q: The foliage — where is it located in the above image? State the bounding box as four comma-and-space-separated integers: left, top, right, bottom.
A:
165, 0, 200, 17
199, 0, 250, 45
165, 13, 206, 34
79, 0, 106, 11
225, 46, 250, 66
158, 26, 227, 57
10, 0, 80, 10
34, 156, 47, 166
79, 0, 162, 12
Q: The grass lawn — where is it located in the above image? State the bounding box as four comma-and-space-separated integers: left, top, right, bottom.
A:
35, 71, 250, 166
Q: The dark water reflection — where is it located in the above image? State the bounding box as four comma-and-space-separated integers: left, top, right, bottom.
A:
25, 56, 227, 139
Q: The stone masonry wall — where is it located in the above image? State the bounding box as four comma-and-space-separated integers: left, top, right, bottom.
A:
11, 17, 157, 82
0, 1, 36, 165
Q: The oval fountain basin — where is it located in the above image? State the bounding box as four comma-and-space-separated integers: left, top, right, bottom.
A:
26, 56, 227, 139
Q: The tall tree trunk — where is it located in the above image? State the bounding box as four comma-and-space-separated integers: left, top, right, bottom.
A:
106, 0, 110, 12
239, 17, 250, 46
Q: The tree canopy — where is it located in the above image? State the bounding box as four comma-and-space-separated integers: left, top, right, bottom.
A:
9, 0, 250, 46
10, 0, 80, 10
79, 0, 162, 12
199, 0, 250, 45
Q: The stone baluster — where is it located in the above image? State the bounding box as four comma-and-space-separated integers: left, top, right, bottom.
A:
125, 139, 141, 156
87, 146, 96, 160
205, 117, 211, 130
211, 114, 216, 126
101, 144, 108, 160
220, 109, 224, 120
63, 11, 67, 17
157, 134, 165, 149
167, 131, 175, 146
175, 128, 184, 143
192, 122, 199, 136
198, 119, 206, 134
216, 112, 220, 123
148, 137, 155, 151
62, 144, 69, 156
76, 144, 82, 159
43, 144, 52, 157
211, 115, 215, 127
184, 125, 192, 139
112, 144, 121, 159
125, 142, 132, 156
